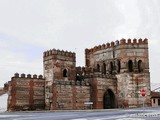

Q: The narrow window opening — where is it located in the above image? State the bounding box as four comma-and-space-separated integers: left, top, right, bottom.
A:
97, 64, 100, 72
103, 63, 106, 74
138, 60, 143, 73
128, 60, 133, 72
153, 99, 156, 104
63, 69, 68, 77
110, 62, 113, 74
117, 60, 121, 73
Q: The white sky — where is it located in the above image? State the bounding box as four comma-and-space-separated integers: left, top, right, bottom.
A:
0, 0, 160, 87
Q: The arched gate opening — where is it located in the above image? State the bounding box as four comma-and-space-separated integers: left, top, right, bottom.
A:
103, 89, 115, 109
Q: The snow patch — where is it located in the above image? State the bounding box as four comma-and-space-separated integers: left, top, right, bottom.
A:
0, 93, 8, 112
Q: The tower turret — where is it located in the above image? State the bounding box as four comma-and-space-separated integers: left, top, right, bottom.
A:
43, 49, 76, 109
85, 38, 151, 108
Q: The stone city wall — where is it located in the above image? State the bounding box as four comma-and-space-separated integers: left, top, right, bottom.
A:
85, 38, 148, 67
51, 80, 90, 110
88, 77, 117, 109
8, 73, 45, 111
116, 73, 151, 108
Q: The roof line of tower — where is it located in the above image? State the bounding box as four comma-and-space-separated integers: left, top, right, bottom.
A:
12, 73, 44, 79
43, 49, 76, 57
85, 38, 148, 54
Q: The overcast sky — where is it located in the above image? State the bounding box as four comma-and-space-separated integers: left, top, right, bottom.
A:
0, 0, 160, 88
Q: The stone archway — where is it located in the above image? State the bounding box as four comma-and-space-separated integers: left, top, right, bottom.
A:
103, 89, 115, 109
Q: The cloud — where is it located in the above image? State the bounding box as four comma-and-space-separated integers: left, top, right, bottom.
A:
149, 39, 160, 84
0, 47, 43, 87
0, 33, 43, 87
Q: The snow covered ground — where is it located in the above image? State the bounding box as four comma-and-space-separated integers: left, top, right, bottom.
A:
0, 93, 8, 112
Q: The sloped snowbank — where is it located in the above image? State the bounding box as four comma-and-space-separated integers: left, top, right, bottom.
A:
0, 93, 7, 112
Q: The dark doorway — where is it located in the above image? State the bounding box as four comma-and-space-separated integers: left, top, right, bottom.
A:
103, 89, 115, 109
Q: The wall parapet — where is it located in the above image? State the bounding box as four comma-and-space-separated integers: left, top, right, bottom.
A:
85, 38, 148, 54
53, 80, 90, 86
12, 73, 44, 80
84, 74, 117, 80
43, 49, 76, 58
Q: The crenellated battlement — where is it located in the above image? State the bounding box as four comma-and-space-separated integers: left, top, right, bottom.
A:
43, 49, 76, 58
12, 73, 44, 80
76, 66, 85, 72
85, 38, 148, 54
119, 38, 148, 45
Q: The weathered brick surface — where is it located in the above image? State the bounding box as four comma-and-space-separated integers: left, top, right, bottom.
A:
7, 74, 45, 111
85, 39, 151, 108
116, 73, 151, 107
50, 80, 90, 110
88, 77, 117, 109
44, 50, 76, 109
7, 38, 151, 111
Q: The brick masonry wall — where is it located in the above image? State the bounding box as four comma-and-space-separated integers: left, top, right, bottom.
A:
7, 39, 151, 111
85, 39, 149, 72
88, 77, 117, 109
43, 49, 76, 109
7, 74, 45, 111
51, 80, 90, 110
85, 39, 151, 108
116, 73, 151, 108
43, 49, 76, 81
